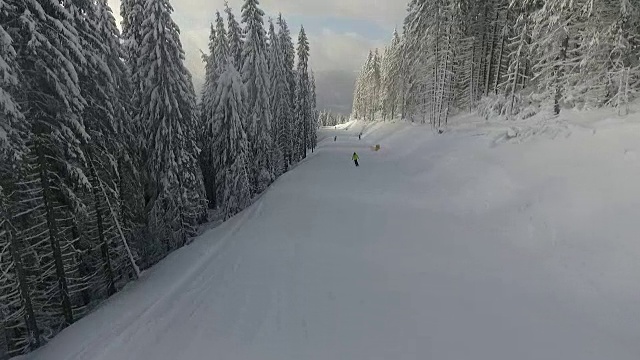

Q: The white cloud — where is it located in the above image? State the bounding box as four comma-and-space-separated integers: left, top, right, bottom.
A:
259, 0, 406, 27
308, 29, 385, 73
110, 0, 405, 27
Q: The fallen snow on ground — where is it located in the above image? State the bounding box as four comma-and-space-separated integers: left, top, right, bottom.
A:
27, 115, 640, 360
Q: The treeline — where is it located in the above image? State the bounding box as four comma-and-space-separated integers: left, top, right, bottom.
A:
319, 111, 349, 127
353, 0, 640, 126
0, 0, 316, 357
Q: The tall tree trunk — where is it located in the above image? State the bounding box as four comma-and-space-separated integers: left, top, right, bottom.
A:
37, 145, 74, 325
485, 7, 499, 95
433, 21, 440, 126
494, 25, 506, 94
470, 42, 476, 111
4, 214, 40, 350
494, 6, 510, 95
0, 319, 7, 360
477, 4, 490, 100
88, 154, 116, 296
303, 112, 308, 159
97, 175, 141, 279
400, 47, 407, 120
554, 34, 569, 115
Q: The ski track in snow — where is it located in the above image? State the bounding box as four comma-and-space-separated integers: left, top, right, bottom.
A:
27, 119, 640, 360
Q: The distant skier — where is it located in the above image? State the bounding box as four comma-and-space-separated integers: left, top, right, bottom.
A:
359, 133, 362, 140
352, 152, 360, 167
334, 136, 337, 141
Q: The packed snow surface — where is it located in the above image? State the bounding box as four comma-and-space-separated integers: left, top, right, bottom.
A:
28, 118, 640, 360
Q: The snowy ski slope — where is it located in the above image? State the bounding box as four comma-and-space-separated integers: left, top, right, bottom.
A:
27, 118, 640, 360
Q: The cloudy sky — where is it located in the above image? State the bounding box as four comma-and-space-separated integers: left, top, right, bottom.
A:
107, 0, 407, 114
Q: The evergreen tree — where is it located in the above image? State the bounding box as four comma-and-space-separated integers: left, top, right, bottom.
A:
277, 14, 296, 166
135, 0, 206, 252
309, 71, 318, 152
212, 60, 252, 220
0, 3, 38, 355
294, 26, 311, 161
241, 0, 274, 193
201, 11, 230, 208
201, 23, 218, 207
355, 0, 640, 122
120, 0, 145, 100
380, 29, 403, 120
96, 0, 143, 288
225, 1, 244, 71
4, 0, 93, 348
352, 66, 366, 119
502, 8, 532, 116
104, 0, 144, 234
0, 0, 24, 163
267, 19, 287, 176
365, 49, 382, 120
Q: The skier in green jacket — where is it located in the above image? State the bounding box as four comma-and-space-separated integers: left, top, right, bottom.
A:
352, 152, 360, 167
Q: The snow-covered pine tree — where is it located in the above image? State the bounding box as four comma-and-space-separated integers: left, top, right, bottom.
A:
0, 0, 24, 163
135, 0, 206, 253
241, 0, 274, 194
397, 0, 460, 125
357, 52, 373, 120
294, 26, 311, 161
563, 1, 640, 112
0, 4, 39, 355
95, 0, 145, 273
436, 0, 464, 127
267, 19, 277, 131
527, 0, 579, 115
277, 14, 296, 167
379, 43, 392, 120
80, 0, 142, 303
267, 19, 286, 176
4, 0, 94, 347
309, 70, 318, 152
599, 1, 640, 114
491, 3, 512, 96
356, 50, 381, 121
201, 11, 230, 209
201, 23, 218, 208
352, 65, 367, 119
212, 60, 252, 220
353, 0, 640, 122
500, 6, 532, 117
479, 0, 509, 98
400, 0, 429, 121
120, 0, 145, 102
462, 0, 493, 106
119, 0, 149, 236
63, 0, 132, 308
318, 110, 326, 126
200, 23, 217, 137
214, 11, 231, 78
225, 2, 244, 71
0, 186, 41, 356
380, 29, 403, 120
366, 49, 382, 120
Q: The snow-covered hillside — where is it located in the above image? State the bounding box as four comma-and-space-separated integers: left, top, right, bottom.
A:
27, 117, 640, 360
